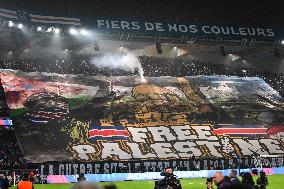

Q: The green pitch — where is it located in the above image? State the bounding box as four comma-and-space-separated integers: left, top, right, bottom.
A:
11, 175, 284, 189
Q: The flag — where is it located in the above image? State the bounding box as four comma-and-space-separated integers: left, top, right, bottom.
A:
266, 125, 284, 137
29, 14, 81, 25
0, 118, 13, 126
89, 125, 129, 142
213, 124, 268, 137
0, 8, 17, 19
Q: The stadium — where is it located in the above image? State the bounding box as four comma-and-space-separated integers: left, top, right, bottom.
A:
0, 1, 284, 189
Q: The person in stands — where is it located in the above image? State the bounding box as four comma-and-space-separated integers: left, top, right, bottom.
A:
17, 172, 34, 189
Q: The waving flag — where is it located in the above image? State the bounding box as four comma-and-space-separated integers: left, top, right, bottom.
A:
0, 8, 17, 19
213, 124, 268, 137
29, 14, 81, 25
89, 125, 129, 142
267, 125, 284, 137
0, 118, 13, 127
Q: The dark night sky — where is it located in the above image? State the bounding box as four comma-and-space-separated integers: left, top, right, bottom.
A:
1, 0, 284, 26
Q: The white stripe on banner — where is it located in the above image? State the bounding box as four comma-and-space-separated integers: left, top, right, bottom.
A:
30, 18, 81, 25
29, 14, 81, 25
0, 8, 17, 15
0, 12, 18, 19
0, 8, 17, 19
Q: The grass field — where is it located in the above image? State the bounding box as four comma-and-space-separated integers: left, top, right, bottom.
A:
10, 175, 284, 189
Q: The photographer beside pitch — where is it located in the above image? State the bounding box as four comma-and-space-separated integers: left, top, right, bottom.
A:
155, 167, 182, 189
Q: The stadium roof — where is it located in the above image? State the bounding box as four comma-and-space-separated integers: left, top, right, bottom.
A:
0, 1, 283, 73
1, 0, 284, 26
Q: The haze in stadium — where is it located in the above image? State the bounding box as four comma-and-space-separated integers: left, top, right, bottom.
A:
0, 1, 283, 189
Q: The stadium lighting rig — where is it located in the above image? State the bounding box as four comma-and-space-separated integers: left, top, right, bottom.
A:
69, 28, 77, 35
17, 23, 23, 29
8, 21, 14, 27
46, 27, 53, 32
80, 29, 87, 35
37, 26, 42, 31
54, 28, 60, 34
3, 19, 90, 37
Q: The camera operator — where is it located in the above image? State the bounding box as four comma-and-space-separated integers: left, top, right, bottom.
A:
206, 177, 214, 189
77, 173, 86, 182
257, 171, 268, 189
156, 167, 182, 189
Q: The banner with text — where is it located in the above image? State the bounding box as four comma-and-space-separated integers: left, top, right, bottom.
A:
94, 19, 284, 41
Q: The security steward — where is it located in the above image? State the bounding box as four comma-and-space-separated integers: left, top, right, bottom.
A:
17, 172, 34, 189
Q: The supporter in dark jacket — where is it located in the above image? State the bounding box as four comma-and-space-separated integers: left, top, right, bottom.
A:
213, 172, 231, 189
257, 171, 268, 189
241, 172, 255, 189
229, 169, 241, 188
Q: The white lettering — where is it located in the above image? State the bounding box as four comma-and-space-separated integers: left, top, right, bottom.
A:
179, 25, 188, 33
131, 21, 140, 29
156, 23, 164, 31
257, 28, 266, 36
168, 24, 178, 32
127, 127, 148, 142
196, 141, 222, 157
266, 29, 275, 37
72, 145, 96, 160
211, 26, 221, 34
148, 126, 176, 141
189, 25, 198, 33
111, 21, 120, 29
145, 22, 155, 30
174, 141, 202, 157
233, 139, 268, 155
101, 143, 132, 159
150, 143, 178, 159
202, 26, 211, 34
260, 139, 284, 154
239, 28, 247, 35
192, 126, 218, 140
128, 143, 157, 158
171, 125, 197, 140
121, 21, 130, 30
97, 20, 106, 28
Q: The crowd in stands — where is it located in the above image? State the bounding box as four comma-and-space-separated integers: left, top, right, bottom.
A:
0, 129, 24, 170
0, 54, 283, 97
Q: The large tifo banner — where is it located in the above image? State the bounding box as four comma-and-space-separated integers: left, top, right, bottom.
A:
0, 69, 284, 163
94, 19, 284, 41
